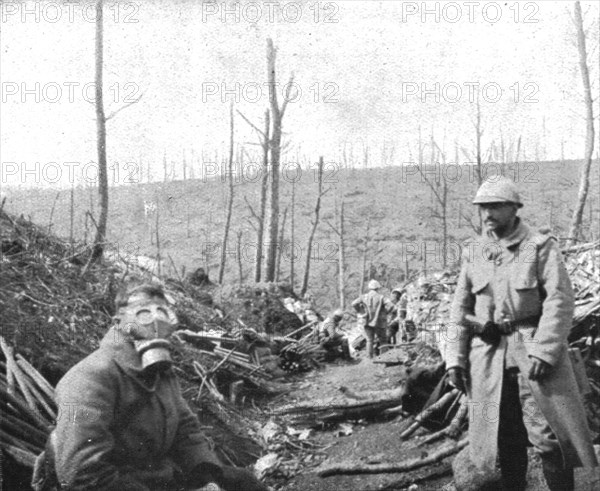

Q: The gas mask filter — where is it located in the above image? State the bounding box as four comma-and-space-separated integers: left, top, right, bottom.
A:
118, 297, 178, 373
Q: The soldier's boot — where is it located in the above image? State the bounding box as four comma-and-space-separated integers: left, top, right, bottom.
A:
341, 340, 351, 360
366, 337, 374, 358
499, 444, 528, 491
541, 458, 574, 491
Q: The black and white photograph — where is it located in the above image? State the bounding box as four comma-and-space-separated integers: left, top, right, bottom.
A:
1, 1, 599, 489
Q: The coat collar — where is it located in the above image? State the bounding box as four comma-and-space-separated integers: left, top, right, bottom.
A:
482, 218, 530, 248
479, 218, 531, 261
99, 326, 164, 392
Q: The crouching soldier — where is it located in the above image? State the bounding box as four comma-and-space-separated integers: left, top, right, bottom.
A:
32, 283, 268, 491
318, 309, 351, 361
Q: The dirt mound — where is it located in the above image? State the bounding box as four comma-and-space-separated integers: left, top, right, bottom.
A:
0, 209, 285, 483
0, 211, 118, 384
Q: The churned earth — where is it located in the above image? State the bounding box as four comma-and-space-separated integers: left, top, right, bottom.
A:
268, 356, 600, 491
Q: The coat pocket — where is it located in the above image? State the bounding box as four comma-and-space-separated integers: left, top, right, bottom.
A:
511, 270, 541, 315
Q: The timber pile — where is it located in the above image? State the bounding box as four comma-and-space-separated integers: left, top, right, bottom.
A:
0, 336, 55, 468
275, 327, 327, 373
173, 336, 292, 400
564, 241, 600, 435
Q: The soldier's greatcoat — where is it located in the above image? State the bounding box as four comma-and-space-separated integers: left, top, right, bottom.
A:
445, 219, 597, 471
44, 327, 223, 490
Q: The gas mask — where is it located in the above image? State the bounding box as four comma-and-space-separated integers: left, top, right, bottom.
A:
117, 296, 179, 373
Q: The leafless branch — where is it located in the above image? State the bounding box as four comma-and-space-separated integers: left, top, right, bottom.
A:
236, 110, 267, 139
244, 195, 259, 222
325, 219, 340, 236
106, 89, 146, 121
280, 72, 296, 118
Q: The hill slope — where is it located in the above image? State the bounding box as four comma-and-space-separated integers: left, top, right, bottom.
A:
2, 159, 598, 312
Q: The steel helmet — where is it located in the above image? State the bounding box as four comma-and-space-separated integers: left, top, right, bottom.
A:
392, 286, 405, 295
332, 309, 344, 319
473, 177, 523, 208
368, 279, 382, 290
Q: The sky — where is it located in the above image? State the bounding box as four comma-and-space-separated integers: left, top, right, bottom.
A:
1, 0, 599, 188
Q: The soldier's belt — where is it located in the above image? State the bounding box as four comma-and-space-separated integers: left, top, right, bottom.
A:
500, 315, 541, 333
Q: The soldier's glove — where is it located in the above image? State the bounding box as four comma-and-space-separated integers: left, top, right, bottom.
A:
447, 367, 468, 393
478, 321, 501, 345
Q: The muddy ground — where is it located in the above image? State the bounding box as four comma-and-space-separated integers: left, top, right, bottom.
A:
267, 357, 600, 491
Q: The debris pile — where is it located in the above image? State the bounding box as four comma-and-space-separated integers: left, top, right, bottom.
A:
0, 336, 55, 468
251, 419, 332, 480
0, 211, 116, 381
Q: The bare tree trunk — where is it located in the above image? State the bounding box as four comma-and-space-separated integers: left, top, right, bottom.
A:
567, 0, 596, 246
265, 39, 282, 281
290, 178, 296, 291
47, 192, 61, 234
91, 0, 108, 263
276, 206, 288, 281
441, 182, 448, 268
360, 216, 371, 294
236, 230, 244, 284
265, 38, 295, 281
218, 102, 235, 284
337, 198, 346, 308
475, 97, 483, 185
155, 191, 161, 277
421, 139, 449, 268
301, 157, 324, 297
69, 184, 75, 250
255, 109, 270, 283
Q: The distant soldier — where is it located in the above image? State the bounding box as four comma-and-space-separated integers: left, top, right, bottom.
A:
352, 280, 395, 358
318, 309, 351, 360
446, 177, 597, 490
387, 287, 408, 344
301, 292, 321, 324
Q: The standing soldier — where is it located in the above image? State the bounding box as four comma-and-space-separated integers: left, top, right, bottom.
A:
386, 287, 407, 344
352, 280, 395, 358
445, 177, 597, 490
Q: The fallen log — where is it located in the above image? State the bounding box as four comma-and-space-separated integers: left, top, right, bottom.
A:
400, 389, 459, 440
316, 438, 468, 476
421, 395, 467, 445
274, 387, 406, 425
